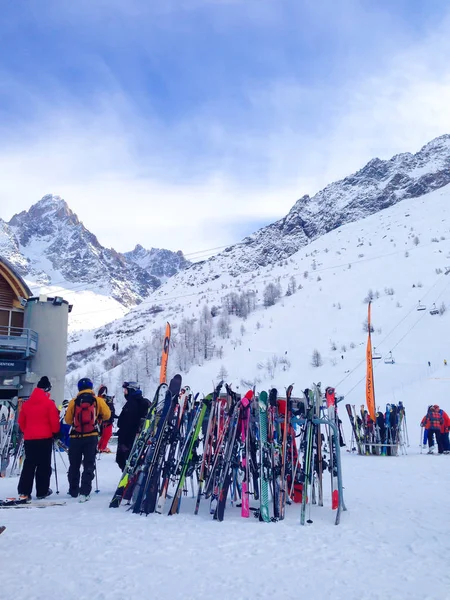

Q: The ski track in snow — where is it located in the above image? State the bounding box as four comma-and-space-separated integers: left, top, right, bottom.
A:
1, 448, 450, 600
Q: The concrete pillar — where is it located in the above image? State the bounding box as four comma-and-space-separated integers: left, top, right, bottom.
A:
23, 296, 70, 406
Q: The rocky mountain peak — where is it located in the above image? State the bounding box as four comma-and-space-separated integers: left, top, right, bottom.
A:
186, 132, 450, 279
124, 245, 190, 279
1, 194, 188, 307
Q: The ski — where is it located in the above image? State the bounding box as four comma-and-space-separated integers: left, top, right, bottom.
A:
109, 382, 168, 508
0, 499, 66, 509
258, 391, 271, 523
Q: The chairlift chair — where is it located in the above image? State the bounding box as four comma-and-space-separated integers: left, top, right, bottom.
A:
384, 351, 395, 364
429, 303, 439, 316
372, 346, 382, 360
417, 301, 426, 311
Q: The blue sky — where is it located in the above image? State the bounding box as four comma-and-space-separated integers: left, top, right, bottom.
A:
0, 0, 449, 254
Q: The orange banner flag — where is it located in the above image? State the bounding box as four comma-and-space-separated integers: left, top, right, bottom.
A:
366, 303, 376, 421
159, 322, 171, 384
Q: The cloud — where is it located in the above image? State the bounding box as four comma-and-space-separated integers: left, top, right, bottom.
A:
0, 2, 449, 257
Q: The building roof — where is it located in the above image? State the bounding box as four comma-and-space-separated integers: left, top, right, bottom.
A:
0, 257, 32, 301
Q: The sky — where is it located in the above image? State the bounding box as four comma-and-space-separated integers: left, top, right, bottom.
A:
0, 0, 449, 256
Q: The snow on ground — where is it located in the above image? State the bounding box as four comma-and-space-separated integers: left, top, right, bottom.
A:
1, 386, 450, 600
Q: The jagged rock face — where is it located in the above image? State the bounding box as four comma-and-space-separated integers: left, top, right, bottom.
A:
125, 244, 190, 279
4, 195, 170, 306
0, 219, 30, 275
208, 134, 450, 274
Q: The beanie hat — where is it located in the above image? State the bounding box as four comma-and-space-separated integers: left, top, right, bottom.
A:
98, 385, 108, 397
37, 376, 52, 392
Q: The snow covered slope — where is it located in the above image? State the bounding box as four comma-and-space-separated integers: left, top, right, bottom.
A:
68, 179, 450, 426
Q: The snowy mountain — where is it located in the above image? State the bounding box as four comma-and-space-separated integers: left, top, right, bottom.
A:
67, 171, 450, 415
1, 194, 189, 308
125, 244, 190, 281
188, 133, 450, 278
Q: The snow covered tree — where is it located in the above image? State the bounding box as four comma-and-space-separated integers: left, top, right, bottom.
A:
263, 283, 281, 307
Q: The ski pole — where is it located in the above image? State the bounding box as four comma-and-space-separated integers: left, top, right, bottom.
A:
95, 454, 100, 493
52, 442, 59, 494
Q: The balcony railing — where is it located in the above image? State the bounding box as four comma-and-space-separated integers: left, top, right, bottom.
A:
0, 326, 39, 357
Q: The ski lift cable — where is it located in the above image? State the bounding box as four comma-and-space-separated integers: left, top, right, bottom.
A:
337, 272, 450, 394
29, 228, 440, 300
342, 276, 450, 398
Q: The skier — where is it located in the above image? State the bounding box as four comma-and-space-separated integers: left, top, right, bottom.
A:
428, 361, 431, 367
420, 405, 444, 454
439, 408, 450, 454
65, 378, 110, 501
17, 376, 60, 501
59, 400, 71, 449
116, 382, 149, 471
97, 385, 116, 453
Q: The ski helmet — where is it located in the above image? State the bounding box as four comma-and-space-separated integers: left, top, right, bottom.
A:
78, 377, 93, 391
123, 381, 140, 392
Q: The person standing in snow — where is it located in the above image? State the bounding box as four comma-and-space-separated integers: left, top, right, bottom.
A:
420, 405, 444, 454
65, 378, 110, 501
97, 385, 116, 453
439, 408, 450, 454
59, 400, 71, 448
17, 376, 60, 500
116, 382, 149, 471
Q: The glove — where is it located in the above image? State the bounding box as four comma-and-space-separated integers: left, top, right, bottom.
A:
53, 432, 62, 441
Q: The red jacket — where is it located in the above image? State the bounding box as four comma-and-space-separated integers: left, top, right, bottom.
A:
440, 410, 450, 434
18, 388, 60, 440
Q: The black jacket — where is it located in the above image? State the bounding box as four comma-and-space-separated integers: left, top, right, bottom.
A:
117, 390, 149, 447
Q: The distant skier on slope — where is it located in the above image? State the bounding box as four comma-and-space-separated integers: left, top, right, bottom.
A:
428, 361, 431, 367
116, 382, 150, 471
421, 405, 444, 454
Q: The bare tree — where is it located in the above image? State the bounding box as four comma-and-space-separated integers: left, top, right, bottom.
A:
217, 365, 228, 380
311, 349, 323, 368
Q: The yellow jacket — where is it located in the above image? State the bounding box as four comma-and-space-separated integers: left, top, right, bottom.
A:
65, 389, 111, 437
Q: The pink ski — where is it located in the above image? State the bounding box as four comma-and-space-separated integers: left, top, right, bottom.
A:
240, 390, 253, 518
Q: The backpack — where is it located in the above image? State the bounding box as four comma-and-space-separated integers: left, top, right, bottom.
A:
73, 392, 98, 434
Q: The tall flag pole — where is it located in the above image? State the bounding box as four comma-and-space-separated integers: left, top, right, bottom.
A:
366, 302, 376, 422
159, 322, 171, 384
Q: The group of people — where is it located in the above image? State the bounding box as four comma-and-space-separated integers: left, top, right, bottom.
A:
16, 376, 150, 503
420, 405, 450, 454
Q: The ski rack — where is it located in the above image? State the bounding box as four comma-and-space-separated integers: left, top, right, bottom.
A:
352, 441, 407, 456
291, 416, 347, 525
